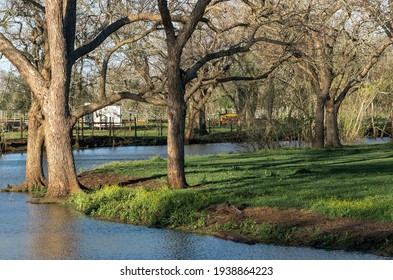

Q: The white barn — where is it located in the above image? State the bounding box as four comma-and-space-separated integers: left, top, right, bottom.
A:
85, 104, 122, 128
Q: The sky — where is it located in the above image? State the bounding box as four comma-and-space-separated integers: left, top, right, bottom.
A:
0, 57, 12, 72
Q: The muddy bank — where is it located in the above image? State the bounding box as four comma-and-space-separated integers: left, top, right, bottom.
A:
78, 169, 163, 190
202, 204, 393, 257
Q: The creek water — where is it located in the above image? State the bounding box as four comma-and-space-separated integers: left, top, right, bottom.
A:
0, 143, 390, 260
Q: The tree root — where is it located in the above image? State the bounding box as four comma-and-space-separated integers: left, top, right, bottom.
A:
3, 177, 48, 193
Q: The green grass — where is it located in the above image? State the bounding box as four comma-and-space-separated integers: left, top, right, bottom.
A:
69, 143, 393, 227
68, 185, 212, 227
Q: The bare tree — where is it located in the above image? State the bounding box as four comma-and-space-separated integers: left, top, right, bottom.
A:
290, 0, 393, 147
156, 0, 293, 187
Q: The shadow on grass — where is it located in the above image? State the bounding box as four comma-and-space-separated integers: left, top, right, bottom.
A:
118, 174, 166, 187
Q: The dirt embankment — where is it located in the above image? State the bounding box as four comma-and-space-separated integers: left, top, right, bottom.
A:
204, 204, 393, 257
78, 170, 393, 257
78, 170, 163, 189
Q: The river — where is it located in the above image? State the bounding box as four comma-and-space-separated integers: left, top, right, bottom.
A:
0, 143, 390, 260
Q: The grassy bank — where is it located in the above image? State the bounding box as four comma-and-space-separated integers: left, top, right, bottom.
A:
68, 143, 393, 256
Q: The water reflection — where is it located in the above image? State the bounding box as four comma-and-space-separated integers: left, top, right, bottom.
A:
28, 204, 80, 259
162, 231, 198, 260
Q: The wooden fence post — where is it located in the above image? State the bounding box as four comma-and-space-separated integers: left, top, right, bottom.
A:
109, 117, 112, 137
81, 117, 84, 138
20, 117, 24, 139
160, 117, 163, 137
134, 117, 137, 138
129, 113, 132, 132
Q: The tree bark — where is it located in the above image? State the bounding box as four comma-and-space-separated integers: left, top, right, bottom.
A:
43, 114, 81, 197
23, 99, 47, 191
312, 96, 326, 148
166, 56, 188, 188
195, 106, 208, 135
325, 99, 342, 147
42, 0, 81, 198
8, 98, 47, 193
186, 108, 197, 144
185, 89, 209, 143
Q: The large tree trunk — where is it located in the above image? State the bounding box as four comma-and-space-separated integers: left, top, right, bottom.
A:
43, 0, 81, 198
42, 64, 81, 197
166, 57, 188, 189
43, 100, 81, 198
312, 96, 326, 148
23, 100, 47, 191
325, 100, 342, 147
8, 99, 47, 193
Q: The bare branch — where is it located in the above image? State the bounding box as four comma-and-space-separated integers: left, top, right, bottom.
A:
157, 0, 176, 43
99, 24, 158, 100
21, 0, 45, 13
73, 12, 201, 63
335, 38, 393, 105
203, 53, 292, 85
0, 33, 48, 97
177, 0, 212, 49
186, 36, 291, 83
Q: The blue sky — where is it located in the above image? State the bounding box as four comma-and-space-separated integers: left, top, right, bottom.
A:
0, 58, 11, 72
